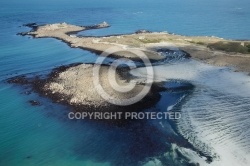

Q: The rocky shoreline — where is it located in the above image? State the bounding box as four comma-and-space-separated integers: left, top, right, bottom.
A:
17, 22, 165, 62
8, 21, 249, 165
18, 22, 250, 73
7, 63, 166, 120
8, 22, 223, 162
6, 62, 214, 163
12, 21, 250, 120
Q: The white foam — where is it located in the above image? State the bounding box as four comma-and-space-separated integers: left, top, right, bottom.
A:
131, 60, 250, 166
143, 158, 162, 166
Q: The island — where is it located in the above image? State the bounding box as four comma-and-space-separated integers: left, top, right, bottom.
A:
13, 22, 250, 112
20, 22, 250, 72
8, 21, 250, 164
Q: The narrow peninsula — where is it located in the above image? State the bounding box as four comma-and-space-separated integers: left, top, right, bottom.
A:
20, 22, 250, 73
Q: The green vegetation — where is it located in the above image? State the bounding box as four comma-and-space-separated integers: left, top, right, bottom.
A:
208, 41, 250, 54
246, 44, 250, 52
138, 38, 162, 44
188, 40, 206, 45
196, 41, 205, 45
188, 41, 196, 44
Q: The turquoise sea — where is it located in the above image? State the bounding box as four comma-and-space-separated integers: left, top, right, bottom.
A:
1, 0, 250, 166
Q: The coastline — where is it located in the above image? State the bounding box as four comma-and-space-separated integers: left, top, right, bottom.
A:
19, 22, 250, 74
7, 63, 165, 119
1, 0, 250, 164
11, 22, 250, 165
19, 22, 164, 62
6, 59, 212, 164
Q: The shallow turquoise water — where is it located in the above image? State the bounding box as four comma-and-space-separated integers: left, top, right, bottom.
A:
1, 0, 250, 166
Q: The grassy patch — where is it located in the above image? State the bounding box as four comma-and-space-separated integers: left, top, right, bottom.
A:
208, 41, 250, 54
246, 44, 250, 52
138, 38, 162, 44
187, 41, 196, 44
196, 41, 205, 45
188, 41, 206, 45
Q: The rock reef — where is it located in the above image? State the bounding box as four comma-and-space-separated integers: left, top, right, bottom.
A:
44, 64, 147, 107
28, 63, 162, 113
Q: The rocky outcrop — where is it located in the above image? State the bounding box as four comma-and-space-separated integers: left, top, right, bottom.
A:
135, 29, 152, 34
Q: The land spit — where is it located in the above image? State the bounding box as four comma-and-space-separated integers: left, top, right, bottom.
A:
13, 21, 250, 113
20, 22, 250, 73
9, 22, 248, 162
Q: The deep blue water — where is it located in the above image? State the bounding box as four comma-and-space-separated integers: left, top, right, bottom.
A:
1, 0, 250, 166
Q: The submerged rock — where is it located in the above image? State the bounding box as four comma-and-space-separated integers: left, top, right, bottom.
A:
7, 76, 29, 84
23, 23, 38, 28
29, 100, 41, 106
97, 21, 110, 28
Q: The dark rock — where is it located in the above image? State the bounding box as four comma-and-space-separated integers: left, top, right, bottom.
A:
188, 163, 200, 166
29, 100, 41, 106
17, 32, 28, 36
25, 156, 32, 159
85, 21, 110, 30
135, 29, 152, 34
23, 23, 39, 32
7, 76, 29, 84
97, 21, 109, 28
24, 91, 32, 95
157, 48, 191, 59
23, 23, 37, 28
17, 23, 39, 36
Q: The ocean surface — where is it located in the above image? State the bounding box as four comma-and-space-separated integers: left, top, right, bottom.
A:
0, 0, 250, 166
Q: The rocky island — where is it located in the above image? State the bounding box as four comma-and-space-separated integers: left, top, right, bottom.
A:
39, 63, 162, 112
6, 21, 249, 165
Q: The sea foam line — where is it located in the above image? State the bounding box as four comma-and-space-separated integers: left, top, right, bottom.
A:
131, 59, 250, 166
